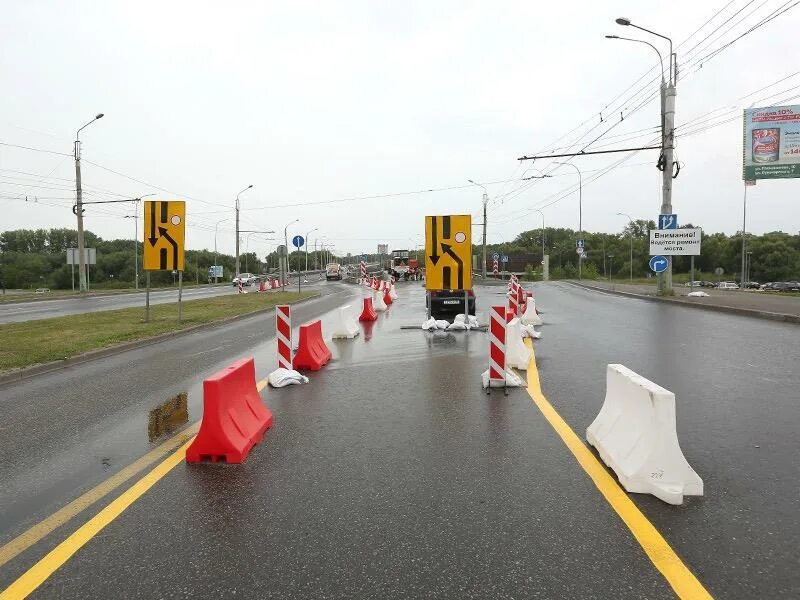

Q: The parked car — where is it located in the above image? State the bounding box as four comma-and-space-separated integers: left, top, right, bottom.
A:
716, 281, 739, 290
741, 281, 760, 289
700, 281, 716, 288
684, 281, 703, 288
762, 282, 800, 292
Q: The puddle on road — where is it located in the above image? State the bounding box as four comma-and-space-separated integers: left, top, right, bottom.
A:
148, 392, 189, 442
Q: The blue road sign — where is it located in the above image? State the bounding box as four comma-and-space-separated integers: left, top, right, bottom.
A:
659, 214, 678, 229
292, 235, 305, 248
360, 254, 367, 262
492, 252, 500, 261
576, 239, 585, 249
649, 255, 669, 273
501, 255, 509, 263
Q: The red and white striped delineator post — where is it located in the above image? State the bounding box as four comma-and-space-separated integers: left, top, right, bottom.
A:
509, 281, 519, 315
360, 261, 367, 284
488, 305, 507, 392
276, 305, 292, 370
492, 260, 499, 277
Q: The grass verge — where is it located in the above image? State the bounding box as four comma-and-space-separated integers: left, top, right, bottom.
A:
0, 283, 224, 305
0, 290, 316, 372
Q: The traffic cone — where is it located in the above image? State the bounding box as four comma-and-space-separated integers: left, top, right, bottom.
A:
383, 285, 393, 306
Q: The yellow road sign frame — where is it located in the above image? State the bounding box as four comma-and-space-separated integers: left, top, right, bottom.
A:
424, 214, 472, 291
143, 200, 186, 271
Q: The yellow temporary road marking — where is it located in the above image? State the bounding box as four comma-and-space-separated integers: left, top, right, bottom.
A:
523, 340, 712, 600
0, 422, 199, 569
0, 376, 270, 599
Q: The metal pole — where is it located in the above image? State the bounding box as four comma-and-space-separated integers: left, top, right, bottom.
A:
177, 271, 183, 323
134, 205, 139, 290
661, 78, 676, 292
145, 271, 151, 322
691, 255, 695, 290
740, 185, 747, 285
235, 195, 240, 277
74, 140, 88, 292
482, 193, 488, 279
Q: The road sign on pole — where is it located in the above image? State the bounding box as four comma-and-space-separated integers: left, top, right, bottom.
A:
649, 228, 702, 256
659, 214, 678, 229
576, 239, 585, 249
143, 200, 186, 271
492, 252, 500, 261
649, 255, 669, 273
424, 214, 472, 291
292, 235, 305, 248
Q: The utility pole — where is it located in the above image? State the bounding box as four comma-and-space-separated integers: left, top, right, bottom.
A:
305, 228, 318, 273
74, 113, 104, 292
612, 17, 676, 293
553, 162, 583, 280
467, 180, 489, 278
235, 185, 253, 276
124, 201, 140, 290
617, 212, 634, 282
740, 184, 748, 285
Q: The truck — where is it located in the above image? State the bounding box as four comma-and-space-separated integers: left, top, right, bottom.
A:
325, 263, 342, 281
389, 249, 419, 280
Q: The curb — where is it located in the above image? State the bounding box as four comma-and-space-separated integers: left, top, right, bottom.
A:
566, 281, 800, 325
0, 292, 322, 388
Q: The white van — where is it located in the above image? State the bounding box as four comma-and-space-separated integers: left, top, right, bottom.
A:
716, 281, 739, 290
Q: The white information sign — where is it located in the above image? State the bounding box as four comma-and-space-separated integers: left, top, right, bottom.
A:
649, 228, 702, 256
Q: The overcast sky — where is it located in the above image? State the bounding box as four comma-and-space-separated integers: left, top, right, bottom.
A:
1, 1, 798, 259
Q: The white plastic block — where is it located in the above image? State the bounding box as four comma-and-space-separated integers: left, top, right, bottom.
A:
586, 364, 703, 505
331, 305, 360, 339
505, 318, 532, 369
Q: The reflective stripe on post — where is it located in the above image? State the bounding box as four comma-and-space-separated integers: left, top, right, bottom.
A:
489, 305, 506, 382
276, 305, 292, 370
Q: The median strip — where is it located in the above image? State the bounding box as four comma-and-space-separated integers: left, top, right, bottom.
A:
0, 291, 317, 372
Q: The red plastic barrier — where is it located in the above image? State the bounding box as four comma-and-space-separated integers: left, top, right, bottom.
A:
186, 357, 273, 464
359, 297, 378, 321
383, 286, 393, 306
505, 307, 515, 322
293, 320, 332, 371
258, 280, 266, 293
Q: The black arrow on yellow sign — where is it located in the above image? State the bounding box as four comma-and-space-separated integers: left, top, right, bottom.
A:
158, 227, 178, 270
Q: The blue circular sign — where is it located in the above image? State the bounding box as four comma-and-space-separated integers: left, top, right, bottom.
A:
649, 255, 668, 273
292, 235, 305, 248
492, 252, 500, 261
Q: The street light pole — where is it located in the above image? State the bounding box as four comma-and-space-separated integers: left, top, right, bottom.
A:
468, 179, 489, 278
235, 185, 253, 277
617, 212, 635, 282
553, 162, 583, 280
305, 227, 318, 273
535, 209, 546, 260
615, 17, 676, 293
283, 219, 299, 290
74, 113, 104, 292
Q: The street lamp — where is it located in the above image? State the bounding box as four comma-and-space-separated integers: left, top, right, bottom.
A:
608, 254, 615, 285
245, 232, 274, 273
617, 212, 635, 282
552, 162, 583, 280
605, 35, 664, 84
305, 227, 318, 273
74, 112, 104, 292
535, 209, 546, 260
213, 218, 228, 283
467, 179, 489, 278
235, 184, 253, 276
283, 218, 300, 289
614, 17, 677, 293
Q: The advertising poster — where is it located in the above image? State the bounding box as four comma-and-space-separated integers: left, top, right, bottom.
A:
743, 105, 800, 180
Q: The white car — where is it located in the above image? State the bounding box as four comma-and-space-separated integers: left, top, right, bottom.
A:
232, 273, 257, 286
716, 281, 739, 290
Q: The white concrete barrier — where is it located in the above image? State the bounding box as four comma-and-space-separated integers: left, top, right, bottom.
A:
505, 318, 532, 369
373, 290, 387, 312
331, 305, 360, 339
586, 364, 703, 505
521, 299, 542, 326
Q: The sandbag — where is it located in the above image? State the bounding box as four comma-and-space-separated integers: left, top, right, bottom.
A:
268, 368, 309, 388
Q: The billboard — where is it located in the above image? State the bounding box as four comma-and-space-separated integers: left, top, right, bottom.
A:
743, 105, 800, 180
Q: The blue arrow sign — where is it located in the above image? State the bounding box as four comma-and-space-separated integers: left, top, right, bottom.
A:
649, 255, 669, 273
576, 239, 585, 249
501, 255, 509, 263
492, 252, 500, 261
360, 254, 367, 262
659, 214, 678, 229
292, 235, 305, 248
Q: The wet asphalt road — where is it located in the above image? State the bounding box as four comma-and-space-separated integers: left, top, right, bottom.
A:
0, 278, 320, 324
2, 281, 799, 598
